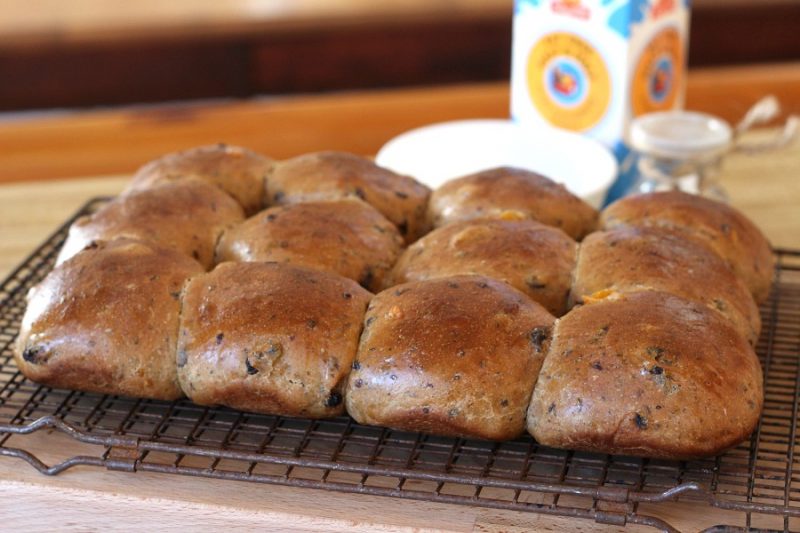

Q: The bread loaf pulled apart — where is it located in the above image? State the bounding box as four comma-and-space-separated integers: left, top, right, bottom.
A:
573, 226, 761, 345
601, 191, 775, 303
346, 275, 556, 441
386, 218, 577, 316
427, 167, 598, 240
13, 145, 774, 460
15, 239, 204, 400
177, 262, 371, 418
527, 291, 763, 459
216, 198, 403, 292
266, 151, 431, 243
125, 143, 273, 215
57, 178, 244, 269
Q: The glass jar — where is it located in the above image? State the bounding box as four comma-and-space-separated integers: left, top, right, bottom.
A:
622, 111, 733, 202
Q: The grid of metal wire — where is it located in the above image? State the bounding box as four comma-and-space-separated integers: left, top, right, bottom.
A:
1, 198, 799, 532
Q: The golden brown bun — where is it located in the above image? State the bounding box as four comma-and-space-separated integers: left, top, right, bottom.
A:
58, 179, 244, 269
14, 239, 203, 400
527, 291, 763, 459
428, 167, 598, 240
346, 276, 556, 441
216, 198, 403, 292
386, 219, 577, 315
177, 262, 371, 418
125, 144, 273, 215
266, 151, 431, 242
601, 191, 775, 303
573, 226, 761, 345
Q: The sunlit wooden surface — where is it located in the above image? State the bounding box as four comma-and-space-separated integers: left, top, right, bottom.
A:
0, 63, 798, 184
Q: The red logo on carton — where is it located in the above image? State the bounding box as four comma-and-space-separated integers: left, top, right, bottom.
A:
652, 0, 676, 19
652, 67, 669, 96
551, 0, 590, 20
552, 68, 578, 96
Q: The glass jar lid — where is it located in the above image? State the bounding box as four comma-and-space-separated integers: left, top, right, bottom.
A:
629, 111, 733, 161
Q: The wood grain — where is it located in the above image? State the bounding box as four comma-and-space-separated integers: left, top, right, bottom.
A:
0, 427, 772, 532
1, 63, 799, 184
0, 84, 507, 183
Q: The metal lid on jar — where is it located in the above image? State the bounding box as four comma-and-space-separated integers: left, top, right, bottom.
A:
629, 111, 733, 161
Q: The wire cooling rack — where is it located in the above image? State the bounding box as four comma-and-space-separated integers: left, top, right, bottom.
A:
1, 198, 799, 532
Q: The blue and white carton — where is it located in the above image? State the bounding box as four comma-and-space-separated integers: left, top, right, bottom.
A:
510, 0, 691, 201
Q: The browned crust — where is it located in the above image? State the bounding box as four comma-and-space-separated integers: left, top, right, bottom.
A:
427, 167, 598, 240
386, 218, 577, 315
216, 198, 403, 292
527, 292, 763, 459
177, 262, 372, 418
266, 151, 431, 243
14, 151, 775, 460
601, 191, 775, 303
58, 178, 244, 269
125, 143, 273, 215
346, 275, 556, 441
573, 226, 761, 344
14, 239, 204, 400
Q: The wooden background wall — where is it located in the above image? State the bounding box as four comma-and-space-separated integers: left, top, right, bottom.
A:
0, 0, 798, 111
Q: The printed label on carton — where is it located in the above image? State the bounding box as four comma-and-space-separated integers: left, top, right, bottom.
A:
631, 26, 684, 116
526, 32, 611, 131
511, 0, 690, 153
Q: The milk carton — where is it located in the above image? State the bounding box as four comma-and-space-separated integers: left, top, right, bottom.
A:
510, 0, 691, 200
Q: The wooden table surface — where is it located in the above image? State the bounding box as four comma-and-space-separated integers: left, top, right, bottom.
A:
1, 64, 799, 532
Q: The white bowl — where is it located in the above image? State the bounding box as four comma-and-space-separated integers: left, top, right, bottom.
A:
375, 119, 618, 208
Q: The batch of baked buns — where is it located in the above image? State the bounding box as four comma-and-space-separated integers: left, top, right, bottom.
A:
15, 144, 774, 459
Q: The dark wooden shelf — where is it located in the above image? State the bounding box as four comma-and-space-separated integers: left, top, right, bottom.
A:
1, 0, 798, 111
